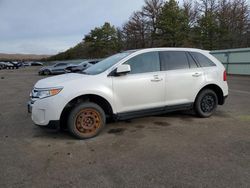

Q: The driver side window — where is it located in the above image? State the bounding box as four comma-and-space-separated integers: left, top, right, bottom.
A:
125, 52, 160, 74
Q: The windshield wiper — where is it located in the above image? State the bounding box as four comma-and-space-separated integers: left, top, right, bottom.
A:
81, 71, 89, 75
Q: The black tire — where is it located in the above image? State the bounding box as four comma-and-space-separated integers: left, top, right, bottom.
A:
68, 102, 106, 139
43, 70, 51, 75
194, 89, 218, 118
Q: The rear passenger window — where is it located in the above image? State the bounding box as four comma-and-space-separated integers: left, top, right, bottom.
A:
190, 52, 216, 67
125, 52, 160, 74
160, 51, 189, 71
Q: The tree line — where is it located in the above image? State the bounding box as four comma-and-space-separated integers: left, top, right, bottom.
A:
48, 0, 250, 60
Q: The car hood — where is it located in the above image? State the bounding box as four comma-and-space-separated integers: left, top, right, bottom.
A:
35, 73, 88, 88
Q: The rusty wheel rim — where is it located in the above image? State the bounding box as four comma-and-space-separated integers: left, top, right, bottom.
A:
75, 108, 101, 135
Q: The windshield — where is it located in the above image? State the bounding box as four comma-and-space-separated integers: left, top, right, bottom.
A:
83, 52, 131, 75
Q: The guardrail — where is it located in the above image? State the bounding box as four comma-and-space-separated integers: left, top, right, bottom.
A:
211, 48, 250, 75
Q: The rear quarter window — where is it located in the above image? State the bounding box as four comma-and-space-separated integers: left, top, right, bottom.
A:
190, 52, 216, 67
186, 52, 199, 68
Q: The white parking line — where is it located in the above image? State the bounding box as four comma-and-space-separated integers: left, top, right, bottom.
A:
229, 89, 250, 95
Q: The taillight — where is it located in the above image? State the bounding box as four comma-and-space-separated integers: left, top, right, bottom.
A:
223, 70, 227, 81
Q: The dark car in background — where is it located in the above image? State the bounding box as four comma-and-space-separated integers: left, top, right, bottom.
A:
1, 61, 44, 70
38, 62, 71, 75
31, 62, 43, 66
23, 61, 44, 67
0, 62, 20, 69
65, 59, 101, 73
22, 62, 31, 66
11, 61, 22, 68
0, 62, 6, 70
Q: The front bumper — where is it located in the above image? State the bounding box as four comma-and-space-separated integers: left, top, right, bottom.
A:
27, 96, 65, 127
38, 70, 44, 75
28, 100, 60, 130
27, 101, 33, 113
64, 69, 71, 73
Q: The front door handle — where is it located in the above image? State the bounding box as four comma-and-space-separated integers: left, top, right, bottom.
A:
192, 73, 202, 77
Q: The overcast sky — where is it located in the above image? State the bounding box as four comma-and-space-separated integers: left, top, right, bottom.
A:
0, 0, 145, 55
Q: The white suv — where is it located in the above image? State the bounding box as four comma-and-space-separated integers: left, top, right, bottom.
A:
28, 48, 228, 139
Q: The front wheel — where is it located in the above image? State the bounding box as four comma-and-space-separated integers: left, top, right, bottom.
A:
68, 102, 106, 139
194, 89, 218, 118
43, 70, 51, 75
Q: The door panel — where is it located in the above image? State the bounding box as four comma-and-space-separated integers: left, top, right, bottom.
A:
165, 68, 205, 105
159, 51, 205, 105
112, 51, 166, 113
112, 72, 166, 113
54, 66, 66, 73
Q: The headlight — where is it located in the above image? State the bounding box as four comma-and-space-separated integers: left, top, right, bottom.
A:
31, 87, 63, 99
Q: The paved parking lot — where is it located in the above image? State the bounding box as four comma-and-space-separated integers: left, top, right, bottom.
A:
0, 67, 250, 188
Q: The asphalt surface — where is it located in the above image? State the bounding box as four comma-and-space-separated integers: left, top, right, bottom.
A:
0, 67, 250, 188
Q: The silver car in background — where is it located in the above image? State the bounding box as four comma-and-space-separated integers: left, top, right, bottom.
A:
65, 59, 101, 73
38, 62, 71, 75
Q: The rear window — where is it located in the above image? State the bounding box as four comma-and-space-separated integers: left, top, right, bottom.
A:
190, 52, 216, 67
159, 51, 189, 71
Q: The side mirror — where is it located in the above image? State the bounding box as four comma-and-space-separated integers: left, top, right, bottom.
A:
116, 64, 131, 75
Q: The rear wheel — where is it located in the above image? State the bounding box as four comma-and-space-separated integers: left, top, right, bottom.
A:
194, 89, 218, 118
68, 102, 106, 139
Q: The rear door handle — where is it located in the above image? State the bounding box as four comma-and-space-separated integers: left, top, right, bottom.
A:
151, 78, 163, 82
151, 75, 163, 82
192, 73, 202, 77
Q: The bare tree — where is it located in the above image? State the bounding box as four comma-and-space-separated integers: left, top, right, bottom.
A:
197, 0, 219, 15
142, 0, 164, 46
230, 0, 249, 47
193, 0, 219, 49
122, 11, 150, 49
183, 0, 199, 27
216, 0, 249, 48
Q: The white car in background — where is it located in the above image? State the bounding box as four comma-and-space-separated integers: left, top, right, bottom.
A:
28, 48, 228, 139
